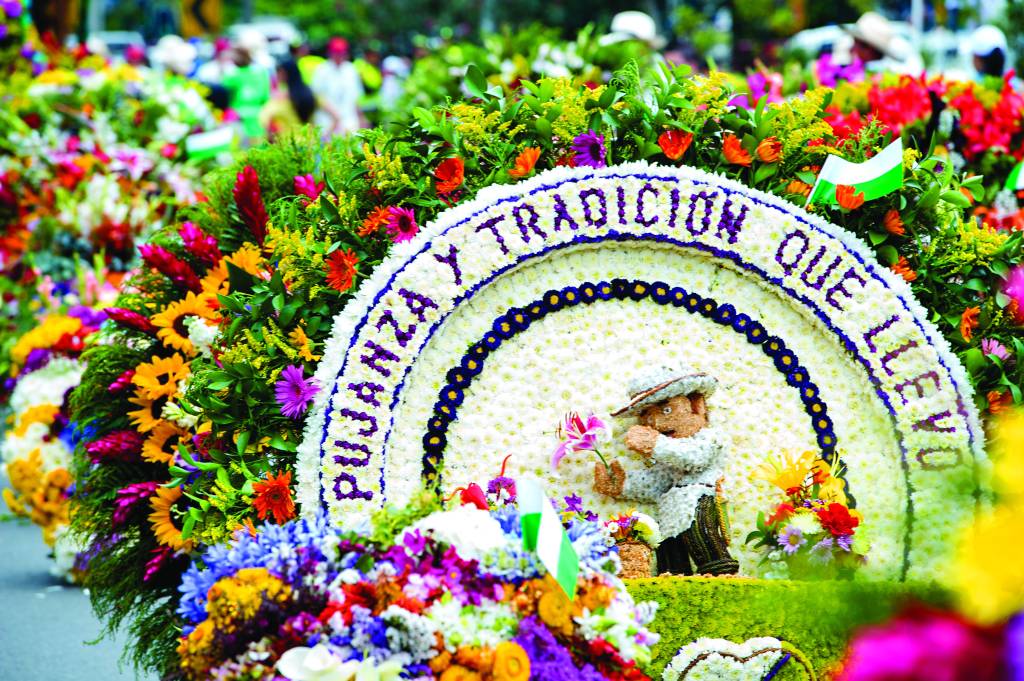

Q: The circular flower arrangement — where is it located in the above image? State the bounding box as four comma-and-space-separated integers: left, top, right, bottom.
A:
300, 163, 982, 582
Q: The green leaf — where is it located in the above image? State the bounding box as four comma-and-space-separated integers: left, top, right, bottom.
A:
180, 515, 196, 541
464, 64, 487, 99
962, 278, 988, 292
877, 245, 899, 266
868, 231, 888, 246
216, 466, 234, 491
534, 117, 551, 138
320, 195, 342, 225
939, 189, 971, 208
753, 163, 777, 184
236, 430, 251, 456
268, 435, 297, 452
963, 348, 985, 374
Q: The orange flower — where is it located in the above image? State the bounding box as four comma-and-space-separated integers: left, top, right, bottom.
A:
439, 666, 482, 681
960, 186, 974, 204
835, 185, 865, 210
358, 206, 391, 237
988, 390, 1013, 414
786, 180, 812, 197
891, 256, 917, 282
435, 157, 465, 194
509, 147, 541, 178
960, 306, 980, 342
325, 248, 359, 292
722, 134, 751, 166
658, 130, 693, 161
883, 209, 905, 236
755, 136, 782, 163
492, 642, 530, 681
252, 470, 295, 524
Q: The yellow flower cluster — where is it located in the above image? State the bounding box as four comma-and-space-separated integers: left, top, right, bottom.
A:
543, 79, 601, 145
770, 88, 834, 156
178, 568, 292, 680
954, 411, 1024, 624
362, 144, 413, 192
450, 103, 525, 153
10, 314, 81, 367
433, 641, 530, 681
2, 449, 73, 545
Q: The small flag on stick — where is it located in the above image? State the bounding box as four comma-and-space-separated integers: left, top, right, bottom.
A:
1006, 160, 1024, 192
807, 138, 904, 207
184, 126, 236, 161
518, 479, 579, 599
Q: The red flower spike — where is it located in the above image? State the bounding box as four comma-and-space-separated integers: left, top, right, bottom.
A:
233, 165, 269, 246
138, 244, 202, 292
85, 430, 145, 463
105, 307, 157, 335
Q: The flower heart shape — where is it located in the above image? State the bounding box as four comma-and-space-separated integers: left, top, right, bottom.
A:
662, 637, 788, 681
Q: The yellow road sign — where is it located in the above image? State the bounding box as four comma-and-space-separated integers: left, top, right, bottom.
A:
180, 0, 222, 38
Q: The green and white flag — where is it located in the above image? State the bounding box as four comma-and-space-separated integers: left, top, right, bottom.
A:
807, 138, 904, 207
518, 478, 579, 599
184, 126, 236, 161
1006, 161, 1024, 192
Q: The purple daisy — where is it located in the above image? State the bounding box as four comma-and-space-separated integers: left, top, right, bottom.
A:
385, 206, 419, 243
571, 129, 606, 168
778, 526, 805, 555
563, 494, 584, 513
275, 364, 319, 419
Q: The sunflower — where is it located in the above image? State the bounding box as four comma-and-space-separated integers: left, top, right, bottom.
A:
143, 421, 187, 464
132, 353, 190, 400
200, 260, 229, 302
151, 292, 216, 355
149, 486, 192, 551
128, 389, 170, 433
224, 243, 264, 277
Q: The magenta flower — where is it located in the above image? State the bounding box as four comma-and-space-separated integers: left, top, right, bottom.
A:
571, 129, 606, 168
1006, 265, 1024, 323
981, 338, 1011, 362
778, 525, 805, 555
837, 607, 1006, 681
551, 411, 612, 470
113, 481, 160, 527
274, 364, 319, 419
385, 206, 419, 243
293, 173, 325, 201
178, 221, 222, 265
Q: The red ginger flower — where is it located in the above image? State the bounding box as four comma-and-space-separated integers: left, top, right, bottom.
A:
178, 222, 222, 266
233, 165, 269, 246
816, 502, 859, 537
435, 157, 465, 194
108, 368, 136, 393
112, 481, 160, 527
139, 244, 201, 292
85, 430, 145, 463
252, 470, 295, 524
106, 307, 156, 334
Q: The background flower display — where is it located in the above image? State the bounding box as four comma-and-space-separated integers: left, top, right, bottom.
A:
0, 43, 223, 574
66, 59, 1017, 678
174, 491, 658, 680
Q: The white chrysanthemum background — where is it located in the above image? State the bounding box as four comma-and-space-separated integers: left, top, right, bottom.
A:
387, 243, 904, 578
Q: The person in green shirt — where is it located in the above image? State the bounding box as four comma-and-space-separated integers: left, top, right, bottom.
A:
222, 43, 271, 144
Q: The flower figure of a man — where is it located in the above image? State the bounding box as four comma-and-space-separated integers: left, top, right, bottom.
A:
593, 365, 739, 576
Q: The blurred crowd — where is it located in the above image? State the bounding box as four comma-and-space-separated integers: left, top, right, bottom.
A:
87, 27, 410, 146
75, 7, 1020, 148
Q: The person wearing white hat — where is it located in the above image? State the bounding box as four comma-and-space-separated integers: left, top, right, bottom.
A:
600, 10, 666, 50
844, 11, 923, 75
593, 364, 739, 576
968, 25, 1009, 79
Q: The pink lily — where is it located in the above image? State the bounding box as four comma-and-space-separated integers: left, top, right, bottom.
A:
551, 411, 612, 471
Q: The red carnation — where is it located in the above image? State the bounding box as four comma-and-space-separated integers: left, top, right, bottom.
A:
434, 157, 464, 195
106, 307, 156, 334
138, 244, 201, 292
233, 165, 269, 246
816, 502, 860, 537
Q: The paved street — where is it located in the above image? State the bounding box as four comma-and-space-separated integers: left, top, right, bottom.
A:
0, 516, 153, 680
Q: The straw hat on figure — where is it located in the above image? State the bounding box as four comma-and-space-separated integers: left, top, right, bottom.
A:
594, 365, 739, 576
